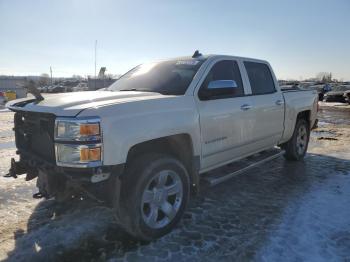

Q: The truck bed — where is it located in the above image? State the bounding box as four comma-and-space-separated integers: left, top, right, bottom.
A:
280, 89, 318, 143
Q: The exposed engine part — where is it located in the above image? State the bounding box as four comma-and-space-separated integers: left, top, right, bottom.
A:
3, 158, 27, 178
36, 170, 51, 199
33, 192, 45, 199
91, 167, 110, 183
26, 169, 39, 181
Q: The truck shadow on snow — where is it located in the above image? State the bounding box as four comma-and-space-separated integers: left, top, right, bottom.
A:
5, 153, 350, 261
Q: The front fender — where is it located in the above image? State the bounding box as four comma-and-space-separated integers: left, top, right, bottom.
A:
78, 96, 201, 165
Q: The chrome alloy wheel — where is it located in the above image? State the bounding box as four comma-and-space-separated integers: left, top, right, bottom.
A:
296, 125, 308, 155
141, 170, 183, 229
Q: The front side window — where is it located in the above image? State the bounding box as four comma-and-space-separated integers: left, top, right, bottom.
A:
199, 60, 244, 100
244, 62, 276, 95
108, 58, 206, 95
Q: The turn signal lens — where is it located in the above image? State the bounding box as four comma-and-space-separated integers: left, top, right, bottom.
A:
80, 124, 100, 136
80, 147, 101, 161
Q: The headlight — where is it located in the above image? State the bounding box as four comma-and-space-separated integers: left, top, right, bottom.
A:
54, 117, 102, 167
55, 117, 101, 141
55, 144, 102, 167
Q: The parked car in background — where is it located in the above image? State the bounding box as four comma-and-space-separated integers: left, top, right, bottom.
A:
47, 85, 54, 93
308, 84, 330, 101
73, 82, 89, 92
48, 85, 66, 93
344, 89, 350, 104
324, 85, 350, 103
3, 90, 17, 101
38, 86, 48, 93
60, 80, 80, 92
0, 91, 7, 105
65, 86, 73, 92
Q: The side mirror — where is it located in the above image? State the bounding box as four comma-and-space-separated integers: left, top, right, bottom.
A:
199, 79, 240, 100
208, 80, 238, 89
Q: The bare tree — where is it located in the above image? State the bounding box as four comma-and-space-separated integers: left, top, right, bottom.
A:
316, 72, 332, 83
106, 73, 121, 79
38, 73, 50, 86
72, 74, 83, 80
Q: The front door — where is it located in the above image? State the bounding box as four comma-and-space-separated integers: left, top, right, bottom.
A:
196, 59, 254, 170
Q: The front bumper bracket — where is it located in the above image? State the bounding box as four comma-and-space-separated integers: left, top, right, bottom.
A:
3, 158, 27, 178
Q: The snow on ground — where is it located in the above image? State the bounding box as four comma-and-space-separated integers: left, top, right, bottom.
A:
319, 101, 350, 110
257, 157, 350, 262
257, 111, 350, 261
0, 108, 350, 261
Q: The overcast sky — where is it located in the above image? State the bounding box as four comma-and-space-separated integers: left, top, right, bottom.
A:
0, 0, 349, 80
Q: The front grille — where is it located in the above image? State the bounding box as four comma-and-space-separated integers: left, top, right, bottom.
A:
14, 111, 56, 163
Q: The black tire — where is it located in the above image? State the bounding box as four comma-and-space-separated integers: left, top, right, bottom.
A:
113, 153, 190, 241
283, 118, 310, 161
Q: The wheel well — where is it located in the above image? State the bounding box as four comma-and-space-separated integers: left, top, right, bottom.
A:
297, 110, 311, 125
126, 134, 199, 191
279, 110, 312, 149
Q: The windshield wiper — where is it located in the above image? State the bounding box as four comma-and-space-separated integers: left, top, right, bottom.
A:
119, 88, 138, 91
118, 89, 163, 94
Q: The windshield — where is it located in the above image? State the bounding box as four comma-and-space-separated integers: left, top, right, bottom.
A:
108, 58, 206, 95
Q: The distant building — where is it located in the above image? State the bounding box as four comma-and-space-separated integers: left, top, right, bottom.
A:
98, 67, 106, 78
0, 76, 27, 98
87, 78, 116, 90
87, 67, 117, 90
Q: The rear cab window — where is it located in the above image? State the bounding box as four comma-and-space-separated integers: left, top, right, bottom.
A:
244, 62, 276, 95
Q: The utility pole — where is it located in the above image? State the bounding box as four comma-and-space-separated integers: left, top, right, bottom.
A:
94, 40, 97, 90
50, 66, 53, 85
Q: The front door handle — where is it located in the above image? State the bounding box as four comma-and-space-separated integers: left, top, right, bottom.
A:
240, 104, 252, 111
275, 100, 284, 105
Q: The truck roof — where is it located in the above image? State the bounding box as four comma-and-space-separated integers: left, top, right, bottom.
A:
206, 54, 269, 64
164, 54, 269, 65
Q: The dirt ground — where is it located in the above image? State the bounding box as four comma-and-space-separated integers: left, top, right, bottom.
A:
0, 106, 350, 262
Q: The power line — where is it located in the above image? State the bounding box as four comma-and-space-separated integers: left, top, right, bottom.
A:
50, 66, 53, 85
94, 40, 97, 89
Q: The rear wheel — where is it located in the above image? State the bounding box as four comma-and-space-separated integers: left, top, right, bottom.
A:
283, 119, 310, 161
113, 153, 190, 241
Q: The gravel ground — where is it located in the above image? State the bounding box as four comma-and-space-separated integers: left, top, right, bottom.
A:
0, 107, 350, 262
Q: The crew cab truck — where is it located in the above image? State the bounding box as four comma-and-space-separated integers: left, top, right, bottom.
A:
6, 53, 318, 240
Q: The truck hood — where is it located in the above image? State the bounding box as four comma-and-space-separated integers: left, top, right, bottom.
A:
7, 91, 167, 116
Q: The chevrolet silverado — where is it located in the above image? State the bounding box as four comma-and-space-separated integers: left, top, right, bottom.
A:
6, 53, 318, 240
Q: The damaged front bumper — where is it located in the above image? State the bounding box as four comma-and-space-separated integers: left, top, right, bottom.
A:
5, 110, 124, 203
4, 149, 124, 202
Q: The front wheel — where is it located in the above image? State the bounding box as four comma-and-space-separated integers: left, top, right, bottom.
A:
114, 153, 190, 241
283, 119, 310, 161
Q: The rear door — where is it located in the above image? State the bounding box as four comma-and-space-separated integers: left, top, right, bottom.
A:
195, 59, 254, 170
242, 61, 284, 150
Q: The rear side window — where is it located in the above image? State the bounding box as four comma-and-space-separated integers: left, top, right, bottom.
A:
244, 62, 276, 95
199, 60, 244, 99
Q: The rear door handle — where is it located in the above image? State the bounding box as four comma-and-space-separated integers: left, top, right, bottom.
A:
240, 104, 252, 111
275, 100, 284, 105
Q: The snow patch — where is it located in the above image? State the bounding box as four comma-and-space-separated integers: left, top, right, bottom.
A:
257, 170, 350, 261
5, 204, 114, 262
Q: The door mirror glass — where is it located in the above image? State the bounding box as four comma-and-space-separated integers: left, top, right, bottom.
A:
207, 80, 238, 89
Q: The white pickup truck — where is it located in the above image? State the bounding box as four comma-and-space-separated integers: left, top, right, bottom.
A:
6, 53, 318, 240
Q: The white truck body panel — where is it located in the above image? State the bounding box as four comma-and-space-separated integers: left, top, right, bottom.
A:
7, 91, 165, 116
78, 95, 202, 165
7, 54, 317, 173
280, 90, 318, 143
